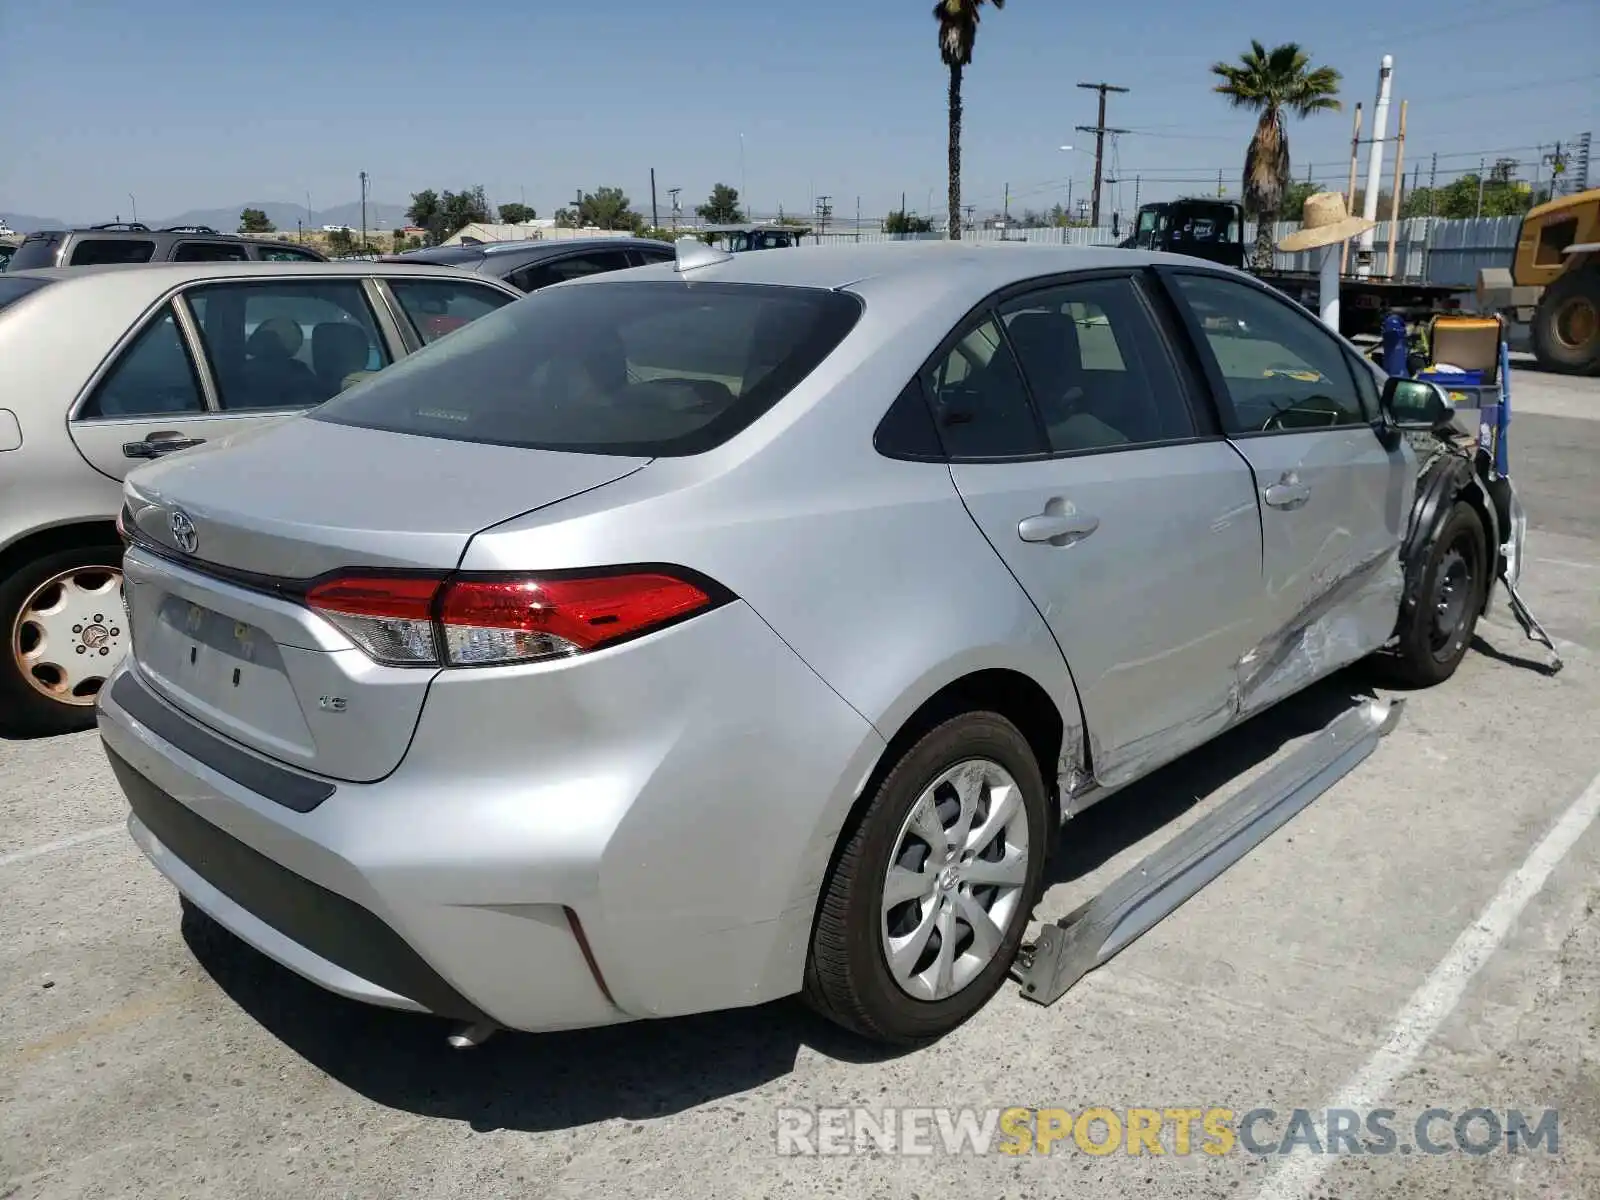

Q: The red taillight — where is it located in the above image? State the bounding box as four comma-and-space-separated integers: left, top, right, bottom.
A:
439, 573, 714, 664
305, 570, 719, 667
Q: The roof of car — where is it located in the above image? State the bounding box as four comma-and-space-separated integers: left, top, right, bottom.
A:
8, 260, 492, 287
389, 236, 667, 263
575, 240, 1235, 296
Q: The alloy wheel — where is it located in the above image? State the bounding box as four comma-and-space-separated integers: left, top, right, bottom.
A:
880, 758, 1030, 1002
11, 566, 128, 706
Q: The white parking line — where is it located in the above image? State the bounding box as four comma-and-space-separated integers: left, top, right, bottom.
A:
0, 824, 124, 869
1532, 557, 1600, 572
1256, 765, 1600, 1200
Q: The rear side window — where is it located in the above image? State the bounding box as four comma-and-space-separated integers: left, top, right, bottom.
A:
0, 277, 53, 312
255, 245, 323, 262
78, 306, 206, 419
70, 238, 156, 265
999, 277, 1197, 452
923, 315, 1045, 459
313, 281, 862, 456
172, 241, 250, 262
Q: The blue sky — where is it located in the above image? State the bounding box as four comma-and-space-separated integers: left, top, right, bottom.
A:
2, 0, 1595, 225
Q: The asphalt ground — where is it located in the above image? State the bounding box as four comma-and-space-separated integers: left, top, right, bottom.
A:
3, 365, 1596, 1199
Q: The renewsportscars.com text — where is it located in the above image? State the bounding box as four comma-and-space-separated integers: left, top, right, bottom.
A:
774, 1106, 1560, 1157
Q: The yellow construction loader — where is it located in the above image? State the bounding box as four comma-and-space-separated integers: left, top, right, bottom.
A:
1478, 187, 1600, 375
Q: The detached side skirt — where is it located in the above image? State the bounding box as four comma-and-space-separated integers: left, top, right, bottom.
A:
1014, 696, 1404, 1007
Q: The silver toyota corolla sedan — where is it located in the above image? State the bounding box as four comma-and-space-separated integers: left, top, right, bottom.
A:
98, 241, 1484, 1044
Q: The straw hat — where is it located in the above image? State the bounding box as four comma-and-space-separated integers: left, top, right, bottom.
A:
1277, 191, 1376, 253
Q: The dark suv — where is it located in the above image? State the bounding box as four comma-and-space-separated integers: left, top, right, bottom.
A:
6, 223, 327, 270
381, 236, 672, 292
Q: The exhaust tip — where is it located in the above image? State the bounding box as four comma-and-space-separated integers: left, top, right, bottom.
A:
446, 1019, 499, 1049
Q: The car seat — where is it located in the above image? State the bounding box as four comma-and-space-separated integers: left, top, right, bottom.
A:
1004, 310, 1127, 449
312, 322, 375, 394
243, 316, 323, 407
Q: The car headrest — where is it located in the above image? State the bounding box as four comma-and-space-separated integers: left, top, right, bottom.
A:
312, 322, 371, 379
247, 316, 303, 360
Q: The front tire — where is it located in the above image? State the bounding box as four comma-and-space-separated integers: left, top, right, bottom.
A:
0, 544, 128, 737
1389, 501, 1488, 687
1531, 267, 1600, 376
804, 712, 1047, 1044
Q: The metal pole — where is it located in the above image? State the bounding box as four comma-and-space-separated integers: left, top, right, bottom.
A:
1356, 54, 1393, 278
1475, 158, 1486, 218
1340, 103, 1363, 274
360, 171, 367, 251
650, 168, 658, 230
128, 193, 137, 224
1385, 100, 1407, 278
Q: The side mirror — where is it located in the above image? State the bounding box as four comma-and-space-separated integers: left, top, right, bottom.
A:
1380, 377, 1455, 432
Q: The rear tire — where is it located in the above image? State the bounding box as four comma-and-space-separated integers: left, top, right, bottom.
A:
804, 712, 1047, 1045
1388, 501, 1488, 687
0, 544, 127, 738
1530, 267, 1600, 376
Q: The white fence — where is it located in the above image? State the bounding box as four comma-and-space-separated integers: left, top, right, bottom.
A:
811, 215, 1522, 290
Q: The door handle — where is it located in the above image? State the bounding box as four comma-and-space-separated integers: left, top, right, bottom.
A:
1263, 473, 1311, 510
123, 431, 207, 460
1018, 510, 1100, 546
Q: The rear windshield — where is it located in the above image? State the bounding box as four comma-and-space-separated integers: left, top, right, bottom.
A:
312, 281, 863, 456
0, 277, 52, 312
386, 246, 484, 267
7, 237, 61, 271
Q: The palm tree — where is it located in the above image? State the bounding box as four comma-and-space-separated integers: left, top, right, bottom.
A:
1211, 41, 1342, 268
934, 0, 1004, 241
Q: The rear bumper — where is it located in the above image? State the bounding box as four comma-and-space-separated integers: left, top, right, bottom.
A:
98, 598, 885, 1033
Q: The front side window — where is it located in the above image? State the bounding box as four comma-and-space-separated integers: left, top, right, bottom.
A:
69, 238, 156, 266
1171, 273, 1367, 433
924, 316, 1044, 459
186, 280, 390, 410
78, 305, 205, 419
387, 278, 514, 344
314, 281, 862, 456
999, 276, 1197, 453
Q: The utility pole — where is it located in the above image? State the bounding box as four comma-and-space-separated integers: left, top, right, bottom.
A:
815, 195, 832, 236
650, 168, 659, 230
359, 171, 368, 252
573, 188, 584, 228
667, 187, 681, 231
1075, 81, 1129, 228
1003, 182, 1010, 224
1133, 175, 1141, 213
1218, 168, 1225, 198
1475, 157, 1486, 219
856, 196, 861, 242
963, 204, 975, 231
1545, 142, 1565, 198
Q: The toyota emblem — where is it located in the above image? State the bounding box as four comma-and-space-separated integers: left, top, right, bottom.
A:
169, 510, 199, 554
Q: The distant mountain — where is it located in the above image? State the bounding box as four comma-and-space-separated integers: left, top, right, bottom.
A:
0, 213, 67, 233
150, 200, 413, 234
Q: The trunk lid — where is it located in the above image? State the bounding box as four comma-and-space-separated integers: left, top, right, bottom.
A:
121, 417, 649, 781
